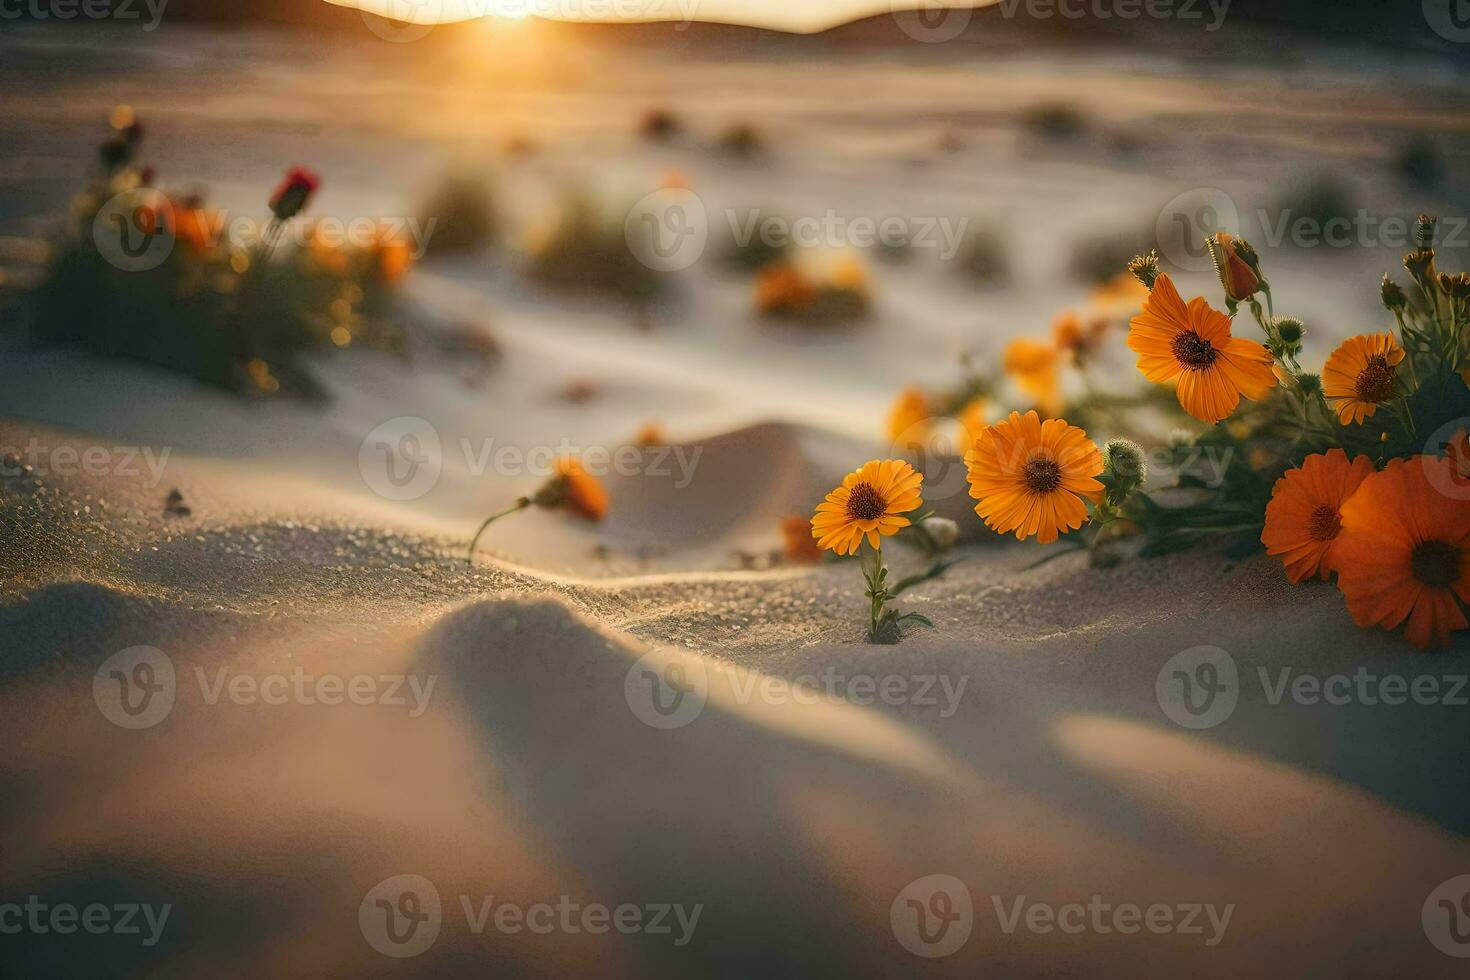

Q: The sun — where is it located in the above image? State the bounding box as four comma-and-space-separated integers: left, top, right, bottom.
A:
482, 0, 533, 19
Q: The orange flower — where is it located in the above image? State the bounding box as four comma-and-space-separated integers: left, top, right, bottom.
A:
755, 262, 816, 315
1261, 449, 1376, 583
830, 254, 870, 294
373, 224, 413, 283
1208, 232, 1260, 302
1089, 272, 1149, 316
965, 410, 1103, 544
172, 205, 225, 255
1003, 338, 1061, 416
887, 386, 932, 451
305, 224, 350, 277
956, 397, 988, 450
1051, 312, 1083, 354
781, 515, 823, 563
1321, 333, 1405, 425
1127, 272, 1276, 424
1333, 456, 1470, 649
1051, 312, 1108, 362
535, 457, 609, 521
632, 423, 666, 447
811, 459, 923, 555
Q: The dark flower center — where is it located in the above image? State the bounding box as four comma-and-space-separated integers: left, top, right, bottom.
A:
1171, 330, 1218, 369
1410, 540, 1461, 589
1353, 355, 1395, 403
1307, 504, 1341, 542
1023, 458, 1062, 494
845, 481, 887, 522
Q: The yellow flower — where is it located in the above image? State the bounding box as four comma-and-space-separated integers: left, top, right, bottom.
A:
811, 459, 923, 555
965, 410, 1103, 544
887, 386, 932, 451
1321, 333, 1405, 425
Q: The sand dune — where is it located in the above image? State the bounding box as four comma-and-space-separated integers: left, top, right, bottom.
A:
3, 414, 1468, 974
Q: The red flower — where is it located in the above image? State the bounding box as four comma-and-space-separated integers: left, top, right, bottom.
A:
269, 166, 320, 221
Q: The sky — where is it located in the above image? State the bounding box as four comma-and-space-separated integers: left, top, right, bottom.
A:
337, 0, 985, 34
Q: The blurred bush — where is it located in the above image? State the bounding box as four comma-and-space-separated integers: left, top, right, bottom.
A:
754, 255, 871, 325
1069, 225, 1154, 286
20, 110, 412, 399
1020, 102, 1088, 142
525, 191, 664, 305
420, 174, 498, 256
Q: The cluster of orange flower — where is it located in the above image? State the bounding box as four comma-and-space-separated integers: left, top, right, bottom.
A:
754, 255, 871, 323
40, 107, 414, 396
816, 219, 1470, 649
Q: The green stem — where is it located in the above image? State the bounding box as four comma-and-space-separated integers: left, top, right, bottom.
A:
466, 497, 531, 563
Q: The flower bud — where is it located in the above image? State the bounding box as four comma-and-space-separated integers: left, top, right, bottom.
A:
1404, 248, 1438, 288
1273, 317, 1304, 345
1415, 214, 1438, 251
1297, 373, 1322, 396
920, 516, 958, 550
1100, 438, 1147, 505
1126, 250, 1160, 291
268, 166, 321, 222
1208, 233, 1260, 301
1380, 274, 1406, 310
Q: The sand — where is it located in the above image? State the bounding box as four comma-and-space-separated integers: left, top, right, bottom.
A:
4, 19, 1470, 977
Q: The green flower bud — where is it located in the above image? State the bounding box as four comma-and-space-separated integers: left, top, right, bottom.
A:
1380, 275, 1407, 310
1100, 438, 1147, 505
